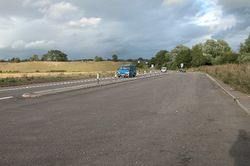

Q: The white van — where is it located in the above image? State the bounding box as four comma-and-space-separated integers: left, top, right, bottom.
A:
161, 67, 167, 73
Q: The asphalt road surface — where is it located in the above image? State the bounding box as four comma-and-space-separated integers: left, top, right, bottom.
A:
0, 77, 115, 99
0, 72, 250, 166
0, 74, 155, 99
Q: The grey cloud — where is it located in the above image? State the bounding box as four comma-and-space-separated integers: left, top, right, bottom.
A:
0, 0, 249, 59
218, 0, 250, 11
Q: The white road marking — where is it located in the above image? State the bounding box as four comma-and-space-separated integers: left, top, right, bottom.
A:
0, 96, 14, 100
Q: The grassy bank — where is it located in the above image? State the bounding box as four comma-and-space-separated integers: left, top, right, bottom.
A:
194, 63, 250, 94
0, 72, 114, 87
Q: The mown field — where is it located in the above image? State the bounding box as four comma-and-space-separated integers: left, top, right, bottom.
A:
0, 61, 126, 86
195, 63, 250, 94
0, 61, 124, 75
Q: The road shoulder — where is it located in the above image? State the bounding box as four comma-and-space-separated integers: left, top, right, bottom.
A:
206, 73, 250, 115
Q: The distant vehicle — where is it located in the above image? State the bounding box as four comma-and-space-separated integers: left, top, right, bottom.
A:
117, 64, 137, 78
161, 67, 167, 73
179, 63, 186, 72
179, 69, 186, 72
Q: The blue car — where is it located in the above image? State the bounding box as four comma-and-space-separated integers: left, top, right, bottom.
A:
117, 64, 137, 78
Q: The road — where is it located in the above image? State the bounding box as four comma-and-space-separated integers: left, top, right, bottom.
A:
0, 73, 156, 99
0, 72, 250, 166
0, 77, 115, 99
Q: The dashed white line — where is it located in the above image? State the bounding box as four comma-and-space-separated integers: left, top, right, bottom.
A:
0, 96, 14, 101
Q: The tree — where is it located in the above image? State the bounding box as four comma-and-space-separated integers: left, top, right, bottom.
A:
136, 57, 149, 69
217, 39, 232, 53
42, 50, 68, 61
172, 45, 192, 68
191, 44, 207, 67
94, 56, 103, 62
9, 57, 21, 63
151, 50, 169, 69
176, 49, 192, 68
221, 52, 239, 64
30, 54, 39, 61
203, 39, 232, 58
112, 54, 118, 62
203, 39, 220, 57
240, 34, 250, 54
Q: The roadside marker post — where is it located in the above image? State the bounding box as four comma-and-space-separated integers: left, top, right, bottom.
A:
97, 73, 100, 84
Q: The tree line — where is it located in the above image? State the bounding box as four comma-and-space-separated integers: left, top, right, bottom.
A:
1, 34, 250, 69
150, 34, 250, 69
0, 50, 121, 63
0, 50, 68, 63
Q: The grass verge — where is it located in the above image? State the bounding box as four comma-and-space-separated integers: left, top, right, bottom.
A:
192, 63, 250, 94
0, 72, 114, 87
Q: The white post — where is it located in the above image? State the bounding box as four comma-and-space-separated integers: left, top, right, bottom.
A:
97, 73, 100, 84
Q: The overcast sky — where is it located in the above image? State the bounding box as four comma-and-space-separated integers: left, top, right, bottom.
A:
0, 0, 250, 59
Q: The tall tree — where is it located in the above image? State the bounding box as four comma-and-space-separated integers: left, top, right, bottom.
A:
152, 50, 169, 69
30, 54, 39, 61
191, 43, 207, 67
94, 56, 103, 62
112, 54, 118, 62
172, 45, 192, 68
42, 50, 68, 61
240, 34, 250, 54
203, 39, 232, 58
9, 57, 21, 63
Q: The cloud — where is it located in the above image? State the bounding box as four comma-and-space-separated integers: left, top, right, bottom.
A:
25, 40, 56, 49
163, 0, 186, 6
188, 7, 236, 31
22, 0, 51, 7
41, 1, 78, 19
68, 17, 102, 28
11, 40, 55, 49
0, 0, 249, 59
11, 40, 26, 49
187, 0, 237, 36
218, 0, 250, 11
